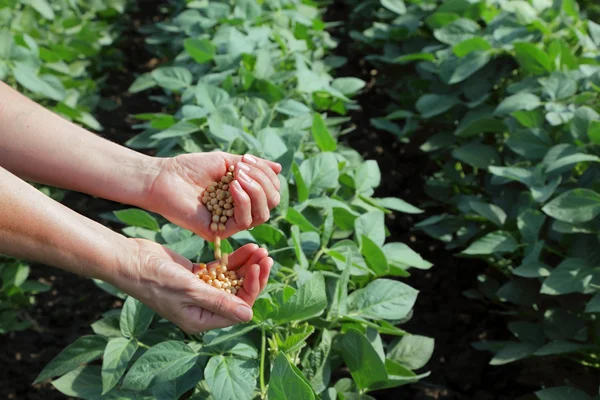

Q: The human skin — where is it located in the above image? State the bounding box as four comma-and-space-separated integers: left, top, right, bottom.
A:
0, 82, 281, 332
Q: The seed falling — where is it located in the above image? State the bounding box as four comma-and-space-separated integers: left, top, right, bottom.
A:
196, 165, 242, 295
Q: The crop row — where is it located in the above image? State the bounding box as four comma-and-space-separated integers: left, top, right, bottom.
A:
35, 1, 436, 399
346, 0, 600, 398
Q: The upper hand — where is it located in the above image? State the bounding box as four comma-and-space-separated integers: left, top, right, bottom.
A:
144, 152, 282, 241
114, 240, 273, 333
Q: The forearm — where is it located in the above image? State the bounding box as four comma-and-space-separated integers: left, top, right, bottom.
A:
0, 166, 134, 283
0, 81, 159, 208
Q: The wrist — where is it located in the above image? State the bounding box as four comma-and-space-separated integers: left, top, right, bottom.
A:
133, 155, 163, 211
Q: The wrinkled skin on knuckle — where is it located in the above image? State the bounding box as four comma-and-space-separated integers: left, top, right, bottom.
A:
211, 292, 229, 316
256, 210, 270, 224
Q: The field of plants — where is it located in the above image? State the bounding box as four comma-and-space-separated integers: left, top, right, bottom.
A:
1, 0, 599, 399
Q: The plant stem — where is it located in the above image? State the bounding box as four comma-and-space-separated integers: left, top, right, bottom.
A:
260, 327, 267, 398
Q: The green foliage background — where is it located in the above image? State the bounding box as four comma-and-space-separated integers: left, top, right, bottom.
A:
1, 0, 599, 399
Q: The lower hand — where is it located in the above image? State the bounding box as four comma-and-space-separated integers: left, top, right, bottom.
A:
113, 239, 272, 333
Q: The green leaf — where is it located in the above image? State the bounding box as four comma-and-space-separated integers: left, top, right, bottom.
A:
347, 278, 418, 320
540, 73, 577, 101
203, 324, 256, 346
374, 197, 423, 214
204, 356, 258, 400
341, 329, 388, 391
361, 236, 388, 276
25, 0, 55, 19
302, 329, 333, 394
299, 153, 339, 194
540, 258, 593, 295
276, 100, 311, 117
122, 341, 198, 390
387, 335, 435, 370
151, 67, 193, 91
274, 272, 327, 323
129, 74, 157, 93
561, 0, 580, 18
380, 0, 406, 14
101, 337, 138, 394
1, 263, 29, 289
545, 153, 600, 175
534, 340, 590, 356
355, 210, 386, 247
453, 37, 492, 57
394, 53, 436, 64
448, 51, 491, 84
311, 114, 337, 152
331, 77, 366, 95
542, 189, 600, 223
120, 296, 154, 338
489, 342, 539, 365
383, 242, 433, 270
291, 225, 309, 269
51, 366, 103, 399
513, 42, 552, 74
114, 209, 159, 231
12, 63, 65, 101
452, 143, 501, 169
494, 92, 541, 115
513, 109, 545, 128
433, 18, 480, 45
184, 38, 216, 64
455, 117, 507, 137
469, 201, 507, 226
268, 353, 315, 400
91, 315, 122, 338
196, 82, 230, 111
151, 120, 202, 140
355, 160, 381, 195
570, 106, 600, 142
461, 231, 518, 255
291, 162, 309, 203
517, 209, 546, 242
249, 225, 285, 246
35, 336, 107, 383
535, 387, 592, 400
585, 293, 600, 313
416, 94, 460, 118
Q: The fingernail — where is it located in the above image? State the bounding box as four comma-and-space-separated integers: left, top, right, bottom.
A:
243, 154, 257, 164
237, 169, 253, 184
235, 304, 253, 321
238, 162, 251, 171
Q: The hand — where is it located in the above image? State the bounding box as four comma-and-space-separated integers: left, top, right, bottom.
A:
145, 152, 282, 241
113, 240, 273, 333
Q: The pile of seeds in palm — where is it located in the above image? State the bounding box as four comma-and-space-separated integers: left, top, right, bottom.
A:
196, 165, 244, 295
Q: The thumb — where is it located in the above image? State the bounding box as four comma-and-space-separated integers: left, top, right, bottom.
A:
187, 280, 253, 322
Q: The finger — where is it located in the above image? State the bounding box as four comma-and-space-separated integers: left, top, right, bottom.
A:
236, 264, 261, 306
240, 164, 279, 209
229, 179, 252, 231
242, 154, 281, 190
227, 243, 259, 266
234, 247, 268, 276
181, 305, 240, 333
186, 280, 253, 323
236, 162, 269, 226
200, 243, 259, 272
258, 257, 273, 291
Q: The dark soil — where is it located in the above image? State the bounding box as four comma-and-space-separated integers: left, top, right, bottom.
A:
1, 1, 597, 400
